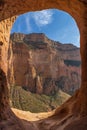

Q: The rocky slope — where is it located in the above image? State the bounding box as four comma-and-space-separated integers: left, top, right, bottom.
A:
10, 85, 70, 112
8, 33, 81, 96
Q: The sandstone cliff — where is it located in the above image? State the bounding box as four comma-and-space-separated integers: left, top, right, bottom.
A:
9, 33, 81, 96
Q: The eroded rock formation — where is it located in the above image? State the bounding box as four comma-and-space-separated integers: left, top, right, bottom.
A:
0, 0, 87, 130
9, 33, 81, 95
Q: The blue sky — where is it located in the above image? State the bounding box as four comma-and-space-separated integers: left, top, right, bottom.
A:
11, 9, 80, 47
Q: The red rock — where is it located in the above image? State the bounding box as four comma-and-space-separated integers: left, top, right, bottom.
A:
9, 33, 81, 95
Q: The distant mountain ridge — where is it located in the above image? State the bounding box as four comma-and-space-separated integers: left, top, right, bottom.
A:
11, 32, 80, 51
8, 33, 81, 96
11, 33, 80, 61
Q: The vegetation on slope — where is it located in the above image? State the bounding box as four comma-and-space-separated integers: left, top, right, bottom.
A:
10, 85, 70, 113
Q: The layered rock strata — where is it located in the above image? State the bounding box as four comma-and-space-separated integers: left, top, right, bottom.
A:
9, 33, 81, 96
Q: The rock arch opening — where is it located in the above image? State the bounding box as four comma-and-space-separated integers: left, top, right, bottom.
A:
0, 1, 87, 130
8, 9, 81, 113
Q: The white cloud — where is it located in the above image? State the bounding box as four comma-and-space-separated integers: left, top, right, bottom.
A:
24, 13, 32, 32
32, 10, 53, 27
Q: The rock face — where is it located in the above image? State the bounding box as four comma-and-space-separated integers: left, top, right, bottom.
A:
9, 33, 81, 95
0, 0, 87, 130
